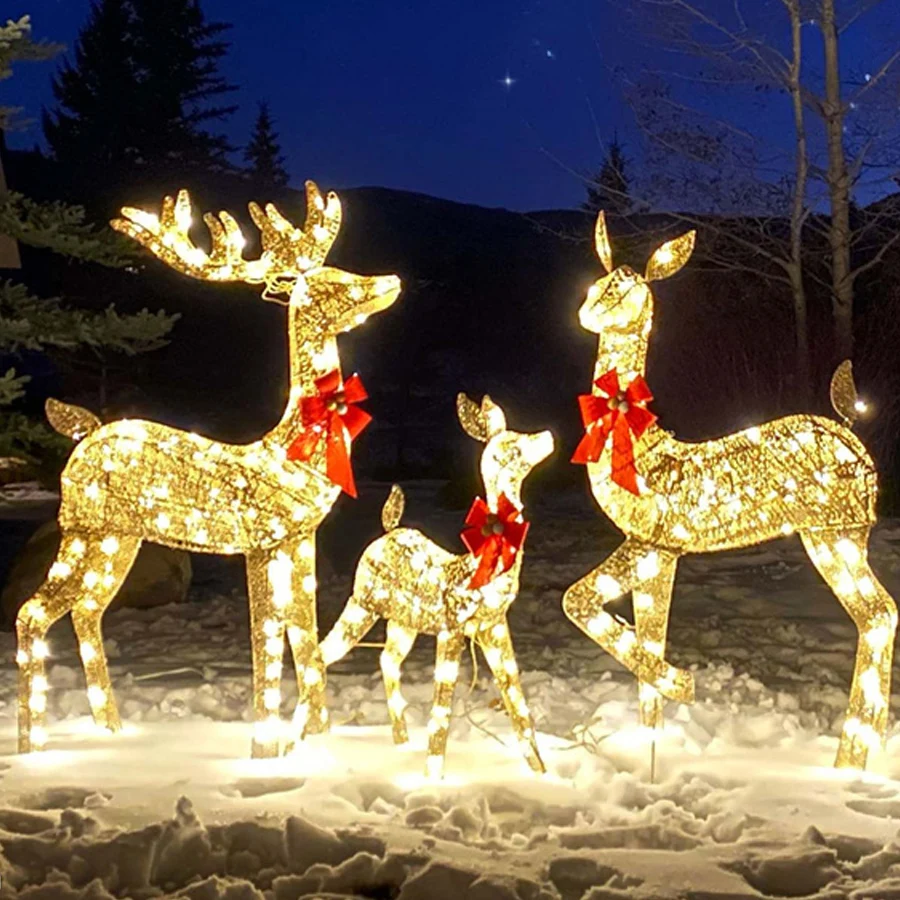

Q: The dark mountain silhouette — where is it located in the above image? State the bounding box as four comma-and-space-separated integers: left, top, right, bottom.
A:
6, 149, 900, 510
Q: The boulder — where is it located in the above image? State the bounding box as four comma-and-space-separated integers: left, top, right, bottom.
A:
0, 520, 191, 628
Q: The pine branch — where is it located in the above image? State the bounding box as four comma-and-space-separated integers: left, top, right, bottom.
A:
0, 14, 63, 129
0, 280, 179, 355
0, 15, 62, 79
0, 410, 70, 467
0, 368, 28, 406
0, 192, 135, 266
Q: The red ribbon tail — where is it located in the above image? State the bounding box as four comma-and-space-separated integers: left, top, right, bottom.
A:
571, 432, 594, 465
572, 417, 612, 465
469, 538, 501, 589
610, 414, 639, 495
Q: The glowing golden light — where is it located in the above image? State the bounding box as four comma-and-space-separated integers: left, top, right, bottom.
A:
316, 395, 553, 778
16, 182, 402, 758
563, 212, 897, 770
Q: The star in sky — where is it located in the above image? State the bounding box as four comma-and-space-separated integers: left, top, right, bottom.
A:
500, 72, 516, 90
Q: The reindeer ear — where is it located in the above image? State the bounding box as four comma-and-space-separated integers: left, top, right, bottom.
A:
645, 230, 695, 281
481, 395, 507, 437
457, 393, 489, 442
594, 211, 613, 273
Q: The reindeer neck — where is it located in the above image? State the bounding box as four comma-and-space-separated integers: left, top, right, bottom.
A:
593, 305, 652, 388
267, 305, 341, 445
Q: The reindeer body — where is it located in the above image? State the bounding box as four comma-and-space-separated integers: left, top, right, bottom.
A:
590, 415, 875, 554
563, 214, 896, 771
317, 395, 553, 778
60, 422, 338, 553
351, 528, 520, 634
16, 184, 401, 758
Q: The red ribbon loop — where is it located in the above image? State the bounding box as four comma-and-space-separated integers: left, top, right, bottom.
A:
460, 493, 529, 589
571, 368, 656, 495
286, 369, 371, 497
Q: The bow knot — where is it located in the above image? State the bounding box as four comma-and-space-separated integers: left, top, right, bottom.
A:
572, 368, 656, 495
461, 494, 529, 589
286, 369, 371, 497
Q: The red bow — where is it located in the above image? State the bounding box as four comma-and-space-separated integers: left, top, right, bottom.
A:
460, 494, 529, 589
572, 368, 656, 495
286, 369, 371, 497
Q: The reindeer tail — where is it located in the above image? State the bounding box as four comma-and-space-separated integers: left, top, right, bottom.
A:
45, 398, 101, 441
381, 484, 405, 531
830, 360, 865, 429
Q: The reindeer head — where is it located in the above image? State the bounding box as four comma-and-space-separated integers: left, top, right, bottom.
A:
457, 394, 553, 509
578, 212, 695, 335
111, 181, 401, 339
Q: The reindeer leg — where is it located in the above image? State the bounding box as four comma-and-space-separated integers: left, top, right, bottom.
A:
70, 534, 141, 735
425, 629, 465, 780
312, 597, 379, 737
319, 599, 380, 666
381, 619, 416, 744
246, 549, 287, 759
477, 619, 545, 774
801, 527, 897, 770
631, 548, 679, 730
563, 539, 694, 708
279, 536, 327, 741
17, 530, 136, 752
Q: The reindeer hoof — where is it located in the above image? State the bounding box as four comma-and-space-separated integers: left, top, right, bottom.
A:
526, 749, 546, 775
302, 706, 330, 738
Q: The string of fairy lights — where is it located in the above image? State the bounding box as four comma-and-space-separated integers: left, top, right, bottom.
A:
13, 188, 896, 777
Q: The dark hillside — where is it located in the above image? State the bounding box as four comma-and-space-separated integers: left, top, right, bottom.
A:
6, 150, 900, 506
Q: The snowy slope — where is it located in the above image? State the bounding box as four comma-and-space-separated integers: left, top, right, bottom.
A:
2, 485, 900, 898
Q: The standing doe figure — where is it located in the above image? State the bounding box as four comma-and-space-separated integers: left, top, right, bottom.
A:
563, 212, 896, 770
315, 394, 553, 778
16, 183, 401, 758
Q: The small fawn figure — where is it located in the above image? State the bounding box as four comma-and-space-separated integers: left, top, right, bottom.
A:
316, 394, 553, 778
562, 212, 897, 770
16, 183, 401, 758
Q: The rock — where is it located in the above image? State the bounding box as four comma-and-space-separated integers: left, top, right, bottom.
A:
398, 861, 477, 900
548, 857, 625, 900
0, 460, 32, 486
283, 815, 347, 874
1, 520, 191, 628
0, 807, 57, 835
467, 876, 520, 900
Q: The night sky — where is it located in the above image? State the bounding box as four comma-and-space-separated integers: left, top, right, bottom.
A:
6, 1, 900, 211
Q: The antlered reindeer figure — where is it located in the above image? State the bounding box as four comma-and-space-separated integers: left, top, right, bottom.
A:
16, 183, 401, 758
563, 213, 897, 770
316, 395, 553, 778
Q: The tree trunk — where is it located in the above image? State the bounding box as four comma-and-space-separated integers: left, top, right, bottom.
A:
786, 0, 810, 396
820, 0, 854, 362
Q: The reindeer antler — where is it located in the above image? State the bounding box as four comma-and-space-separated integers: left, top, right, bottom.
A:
250, 181, 341, 273
110, 181, 342, 286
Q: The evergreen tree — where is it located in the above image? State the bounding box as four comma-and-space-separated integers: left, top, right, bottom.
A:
43, 0, 236, 194
42, 0, 138, 180
244, 102, 289, 188
131, 0, 237, 170
2, 17, 178, 476
583, 136, 631, 215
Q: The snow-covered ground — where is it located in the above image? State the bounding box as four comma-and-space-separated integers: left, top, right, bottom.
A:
3, 483, 900, 899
